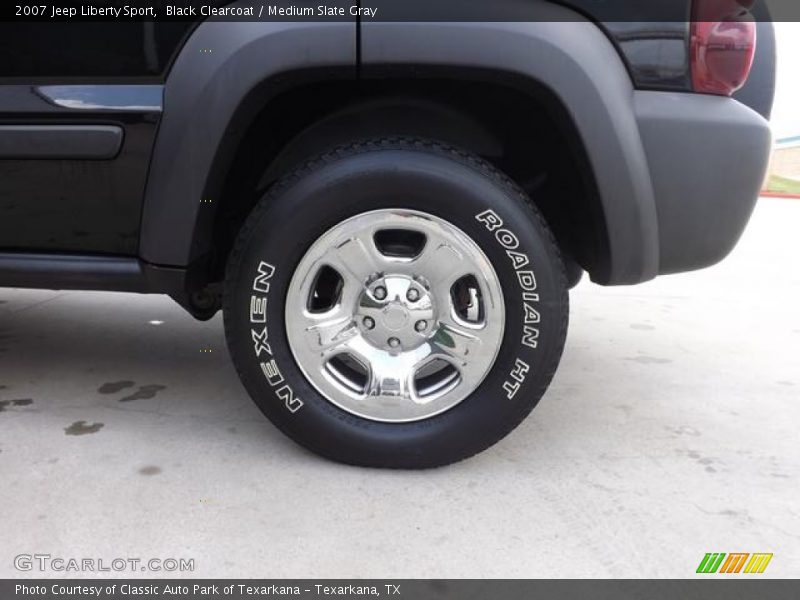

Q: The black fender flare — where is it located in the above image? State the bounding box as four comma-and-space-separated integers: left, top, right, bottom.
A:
360, 7, 660, 284
139, 18, 356, 270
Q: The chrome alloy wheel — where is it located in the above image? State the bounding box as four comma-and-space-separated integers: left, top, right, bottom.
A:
285, 209, 505, 423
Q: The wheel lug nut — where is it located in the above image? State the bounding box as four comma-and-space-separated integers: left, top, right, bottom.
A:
407, 288, 420, 302
415, 320, 428, 332
388, 337, 401, 349
363, 317, 375, 330
374, 286, 387, 300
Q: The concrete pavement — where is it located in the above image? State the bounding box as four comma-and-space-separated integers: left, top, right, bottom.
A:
1, 198, 798, 578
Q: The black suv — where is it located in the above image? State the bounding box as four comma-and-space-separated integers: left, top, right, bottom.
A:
0, 1, 775, 467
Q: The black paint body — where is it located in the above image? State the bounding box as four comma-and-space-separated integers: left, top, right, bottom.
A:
0, 2, 775, 302
0, 23, 190, 255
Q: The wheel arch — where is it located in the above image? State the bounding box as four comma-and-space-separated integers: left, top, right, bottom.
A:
202, 74, 612, 289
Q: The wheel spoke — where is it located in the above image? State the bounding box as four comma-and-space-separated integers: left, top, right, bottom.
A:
328, 231, 384, 286
416, 238, 467, 277
429, 321, 482, 366
304, 314, 360, 355
332, 336, 417, 403
414, 237, 473, 297
364, 357, 416, 403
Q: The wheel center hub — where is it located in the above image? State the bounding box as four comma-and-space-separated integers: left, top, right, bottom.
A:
382, 305, 410, 331
357, 275, 436, 352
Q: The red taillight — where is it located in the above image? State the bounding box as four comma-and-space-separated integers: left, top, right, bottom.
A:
691, 0, 757, 95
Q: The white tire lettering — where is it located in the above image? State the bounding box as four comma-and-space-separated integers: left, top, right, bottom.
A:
475, 209, 503, 231
260, 359, 284, 387
251, 326, 272, 358
523, 303, 540, 325
496, 228, 520, 249
503, 359, 530, 399
252, 261, 275, 294
506, 250, 530, 270
276, 385, 304, 413
250, 295, 267, 323
517, 270, 537, 291
522, 326, 539, 349
476, 208, 543, 393
249, 261, 303, 413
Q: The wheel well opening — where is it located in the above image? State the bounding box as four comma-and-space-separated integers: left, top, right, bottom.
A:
201, 75, 610, 286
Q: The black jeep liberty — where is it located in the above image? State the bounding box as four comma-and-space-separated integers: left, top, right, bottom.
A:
0, 0, 775, 467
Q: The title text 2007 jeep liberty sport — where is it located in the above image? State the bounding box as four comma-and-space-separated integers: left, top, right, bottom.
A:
0, 0, 775, 467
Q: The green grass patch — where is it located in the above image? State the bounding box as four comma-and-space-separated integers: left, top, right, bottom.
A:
765, 174, 800, 195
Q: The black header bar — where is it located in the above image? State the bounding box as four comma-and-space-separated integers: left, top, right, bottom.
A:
2, 0, 796, 23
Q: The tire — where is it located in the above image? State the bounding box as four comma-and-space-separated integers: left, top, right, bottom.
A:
224, 138, 568, 468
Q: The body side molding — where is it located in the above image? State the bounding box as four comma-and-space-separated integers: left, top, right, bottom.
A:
0, 252, 190, 301
0, 125, 123, 159
0, 253, 148, 292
